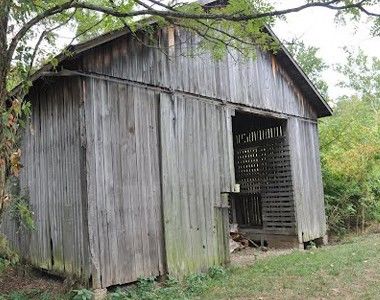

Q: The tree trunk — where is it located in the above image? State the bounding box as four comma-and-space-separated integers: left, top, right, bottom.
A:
0, 0, 10, 217
0, 0, 10, 95
0, 5, 8, 99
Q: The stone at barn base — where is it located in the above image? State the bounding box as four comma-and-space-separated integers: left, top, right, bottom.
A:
93, 288, 107, 300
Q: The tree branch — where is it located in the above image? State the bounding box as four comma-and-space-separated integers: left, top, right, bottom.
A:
7, 0, 378, 76
25, 9, 78, 82
357, 4, 380, 17
7, 0, 377, 67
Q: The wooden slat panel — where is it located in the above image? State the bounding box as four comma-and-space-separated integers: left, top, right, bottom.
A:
160, 93, 233, 277
83, 78, 165, 288
287, 118, 327, 242
1, 78, 90, 280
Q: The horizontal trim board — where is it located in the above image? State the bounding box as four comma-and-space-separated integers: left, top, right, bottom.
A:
41, 69, 319, 123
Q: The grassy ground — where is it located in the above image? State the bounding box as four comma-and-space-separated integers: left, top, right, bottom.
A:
0, 234, 380, 299
204, 234, 380, 299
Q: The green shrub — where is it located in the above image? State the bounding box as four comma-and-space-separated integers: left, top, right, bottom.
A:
71, 289, 93, 300
0, 234, 19, 264
320, 97, 380, 236
185, 273, 210, 294
208, 266, 227, 279
8, 292, 28, 300
108, 288, 129, 300
7, 176, 35, 232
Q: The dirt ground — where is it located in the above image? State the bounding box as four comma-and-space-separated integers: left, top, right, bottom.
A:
230, 246, 294, 267
0, 251, 269, 296
0, 264, 70, 295
0, 247, 290, 295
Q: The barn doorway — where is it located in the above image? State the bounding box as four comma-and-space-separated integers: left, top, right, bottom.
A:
230, 112, 296, 244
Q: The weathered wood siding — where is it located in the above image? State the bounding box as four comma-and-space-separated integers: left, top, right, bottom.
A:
79, 28, 317, 120
2, 22, 328, 287
160, 93, 234, 276
287, 118, 326, 242
2, 78, 90, 279
171, 30, 317, 120
83, 78, 165, 288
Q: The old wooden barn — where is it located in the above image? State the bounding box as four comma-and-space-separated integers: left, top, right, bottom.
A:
2, 9, 332, 289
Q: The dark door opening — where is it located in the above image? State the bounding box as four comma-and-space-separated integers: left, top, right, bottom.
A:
230, 112, 296, 232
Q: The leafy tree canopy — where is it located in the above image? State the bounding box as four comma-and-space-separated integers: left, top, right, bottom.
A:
3, 0, 380, 94
321, 49, 380, 234
287, 39, 329, 98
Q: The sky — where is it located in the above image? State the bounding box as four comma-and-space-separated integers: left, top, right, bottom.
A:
272, 1, 380, 99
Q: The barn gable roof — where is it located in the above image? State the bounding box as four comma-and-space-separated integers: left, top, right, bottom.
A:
16, 11, 332, 118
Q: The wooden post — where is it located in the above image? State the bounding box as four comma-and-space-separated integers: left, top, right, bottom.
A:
220, 193, 231, 264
